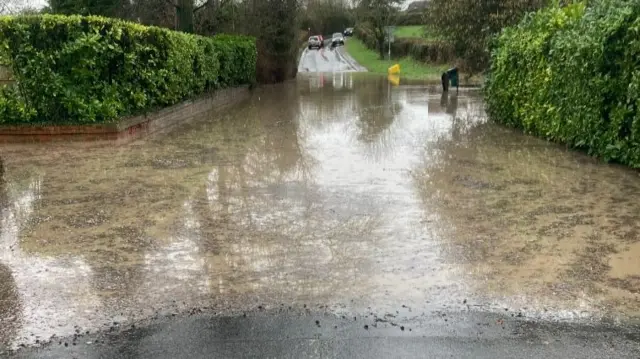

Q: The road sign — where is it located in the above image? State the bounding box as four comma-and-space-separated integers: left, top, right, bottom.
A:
384, 26, 395, 60
384, 26, 395, 43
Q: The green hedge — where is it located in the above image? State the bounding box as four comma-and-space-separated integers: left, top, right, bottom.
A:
354, 26, 454, 64
0, 15, 256, 125
212, 34, 256, 87
485, 0, 640, 167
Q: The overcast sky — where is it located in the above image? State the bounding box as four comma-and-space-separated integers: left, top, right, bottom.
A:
15, 0, 415, 13
32, 0, 47, 9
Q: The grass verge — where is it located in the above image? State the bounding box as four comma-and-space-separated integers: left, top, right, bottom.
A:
393, 25, 442, 40
394, 25, 425, 38
345, 37, 447, 81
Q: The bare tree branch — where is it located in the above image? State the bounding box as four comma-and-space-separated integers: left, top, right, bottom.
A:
0, 0, 26, 14
194, 0, 211, 13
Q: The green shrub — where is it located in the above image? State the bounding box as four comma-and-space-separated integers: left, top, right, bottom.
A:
390, 37, 454, 63
212, 34, 256, 87
486, 0, 640, 168
428, 0, 546, 75
0, 15, 256, 125
354, 25, 454, 64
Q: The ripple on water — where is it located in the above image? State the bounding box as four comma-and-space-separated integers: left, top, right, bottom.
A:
0, 75, 639, 349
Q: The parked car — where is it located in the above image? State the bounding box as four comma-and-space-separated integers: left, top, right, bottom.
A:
331, 33, 345, 47
343, 28, 354, 37
308, 35, 323, 50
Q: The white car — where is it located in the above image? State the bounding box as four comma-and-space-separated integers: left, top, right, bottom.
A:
331, 33, 345, 47
308, 36, 323, 50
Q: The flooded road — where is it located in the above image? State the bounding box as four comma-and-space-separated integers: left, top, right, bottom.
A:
298, 46, 366, 73
1, 74, 640, 350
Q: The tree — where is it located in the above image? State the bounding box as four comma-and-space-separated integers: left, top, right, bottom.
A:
0, 0, 39, 14
48, 0, 215, 33
194, 0, 236, 35
48, 0, 128, 17
128, 0, 175, 28
300, 0, 354, 36
357, 0, 401, 59
427, 0, 545, 74
165, 0, 213, 33
247, 0, 300, 82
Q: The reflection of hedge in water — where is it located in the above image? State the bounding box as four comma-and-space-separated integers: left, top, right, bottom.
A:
0, 15, 256, 125
486, 0, 640, 168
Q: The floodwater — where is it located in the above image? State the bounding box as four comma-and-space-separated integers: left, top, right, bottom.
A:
1, 73, 640, 349
298, 46, 366, 73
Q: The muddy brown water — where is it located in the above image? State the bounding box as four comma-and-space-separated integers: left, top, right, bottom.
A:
0, 73, 639, 349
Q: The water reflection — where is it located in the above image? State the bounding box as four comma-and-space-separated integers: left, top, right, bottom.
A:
0, 174, 103, 348
0, 262, 19, 350
0, 75, 639, 348
440, 91, 458, 116
413, 105, 640, 319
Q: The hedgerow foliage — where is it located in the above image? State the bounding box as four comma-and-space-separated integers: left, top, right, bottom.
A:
485, 0, 640, 167
0, 15, 256, 124
428, 0, 545, 75
354, 25, 455, 64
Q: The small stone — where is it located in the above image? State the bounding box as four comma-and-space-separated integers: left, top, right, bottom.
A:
364, 325, 369, 330
401, 326, 405, 331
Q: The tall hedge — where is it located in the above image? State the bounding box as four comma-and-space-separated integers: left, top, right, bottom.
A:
212, 34, 256, 87
485, 0, 640, 168
0, 15, 256, 125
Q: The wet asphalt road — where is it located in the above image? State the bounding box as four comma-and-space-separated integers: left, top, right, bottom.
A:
7, 310, 640, 358
1, 72, 640, 356
297, 43, 367, 73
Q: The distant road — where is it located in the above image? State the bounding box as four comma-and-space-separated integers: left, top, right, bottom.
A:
298, 43, 367, 73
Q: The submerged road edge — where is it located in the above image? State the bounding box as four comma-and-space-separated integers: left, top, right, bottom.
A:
5, 309, 640, 359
